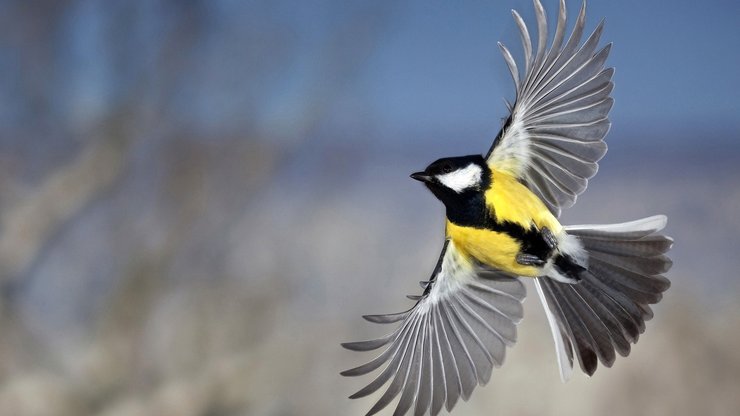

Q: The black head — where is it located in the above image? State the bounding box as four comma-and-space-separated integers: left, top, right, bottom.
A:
410, 155, 491, 205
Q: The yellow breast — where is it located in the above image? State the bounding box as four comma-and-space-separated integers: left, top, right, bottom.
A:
445, 168, 563, 277
484, 169, 562, 233
446, 221, 540, 276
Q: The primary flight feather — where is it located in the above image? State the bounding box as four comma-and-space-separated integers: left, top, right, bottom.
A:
341, 1, 673, 414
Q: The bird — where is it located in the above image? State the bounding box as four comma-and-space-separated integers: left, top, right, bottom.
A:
341, 1, 673, 415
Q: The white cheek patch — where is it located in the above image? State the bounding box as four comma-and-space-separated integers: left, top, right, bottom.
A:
436, 164, 483, 193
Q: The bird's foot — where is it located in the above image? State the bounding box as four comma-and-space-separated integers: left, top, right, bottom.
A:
516, 253, 546, 267
541, 226, 558, 250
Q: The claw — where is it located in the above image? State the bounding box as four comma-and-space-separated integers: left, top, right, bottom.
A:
516, 253, 546, 266
541, 226, 558, 250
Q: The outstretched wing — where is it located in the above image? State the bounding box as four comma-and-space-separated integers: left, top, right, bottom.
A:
341, 240, 526, 416
487, 0, 614, 217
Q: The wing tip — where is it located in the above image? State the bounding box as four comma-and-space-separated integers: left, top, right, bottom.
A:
348, 390, 365, 400
558, 363, 574, 383
651, 214, 669, 230
362, 310, 411, 324
533, 0, 545, 13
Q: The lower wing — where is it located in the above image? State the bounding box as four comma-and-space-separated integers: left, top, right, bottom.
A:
341, 240, 526, 416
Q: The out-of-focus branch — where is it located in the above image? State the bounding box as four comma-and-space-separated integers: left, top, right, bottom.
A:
0, 137, 128, 285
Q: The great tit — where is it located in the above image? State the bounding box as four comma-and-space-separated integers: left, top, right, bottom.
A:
342, 1, 673, 415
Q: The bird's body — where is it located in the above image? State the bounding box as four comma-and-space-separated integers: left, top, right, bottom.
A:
342, 2, 673, 415
425, 156, 585, 283
447, 167, 561, 277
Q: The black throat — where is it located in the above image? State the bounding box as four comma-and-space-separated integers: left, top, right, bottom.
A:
444, 190, 490, 229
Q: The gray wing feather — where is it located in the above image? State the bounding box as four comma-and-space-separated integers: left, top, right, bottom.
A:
346, 317, 420, 398
456, 296, 507, 366
439, 302, 477, 400
365, 317, 423, 416
413, 315, 433, 416
433, 304, 461, 412
488, 0, 614, 217
533, 0, 548, 68
529, 23, 606, 107
459, 290, 517, 347
449, 301, 495, 384
531, 158, 588, 196
545, 0, 569, 70
363, 309, 413, 324
534, 75, 613, 116
429, 312, 447, 415
342, 241, 525, 415
512, 10, 533, 76
498, 42, 520, 92
392, 319, 424, 416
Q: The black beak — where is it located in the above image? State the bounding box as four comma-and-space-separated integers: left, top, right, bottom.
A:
410, 171, 432, 183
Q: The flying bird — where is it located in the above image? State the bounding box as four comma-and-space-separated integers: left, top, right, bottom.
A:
341, 1, 673, 415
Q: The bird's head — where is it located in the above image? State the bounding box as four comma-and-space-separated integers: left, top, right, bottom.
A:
410, 155, 491, 204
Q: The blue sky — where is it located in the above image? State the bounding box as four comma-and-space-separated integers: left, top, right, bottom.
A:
3, 0, 737, 151
314, 0, 740, 143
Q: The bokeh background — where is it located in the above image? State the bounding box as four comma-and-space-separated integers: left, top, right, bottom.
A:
1, 0, 739, 415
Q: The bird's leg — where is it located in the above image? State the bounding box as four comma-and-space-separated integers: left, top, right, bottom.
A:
541, 226, 558, 250
516, 253, 546, 267
516, 227, 559, 267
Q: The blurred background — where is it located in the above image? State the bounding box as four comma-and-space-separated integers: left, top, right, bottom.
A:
1, 0, 739, 415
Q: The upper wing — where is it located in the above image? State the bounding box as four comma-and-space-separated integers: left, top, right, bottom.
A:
341, 240, 526, 416
486, 0, 614, 217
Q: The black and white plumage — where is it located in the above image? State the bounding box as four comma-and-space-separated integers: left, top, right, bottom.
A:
342, 1, 672, 415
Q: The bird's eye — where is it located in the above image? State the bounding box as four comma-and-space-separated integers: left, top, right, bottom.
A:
442, 165, 453, 173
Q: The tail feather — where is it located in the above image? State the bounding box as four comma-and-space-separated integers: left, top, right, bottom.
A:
552, 282, 617, 369
537, 215, 673, 380
587, 258, 666, 303
564, 215, 667, 238
588, 251, 671, 275
575, 235, 673, 258
571, 282, 632, 357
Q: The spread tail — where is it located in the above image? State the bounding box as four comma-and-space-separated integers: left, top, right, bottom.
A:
536, 215, 673, 380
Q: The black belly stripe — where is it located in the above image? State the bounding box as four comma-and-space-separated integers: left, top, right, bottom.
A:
445, 193, 553, 261
484, 217, 553, 261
